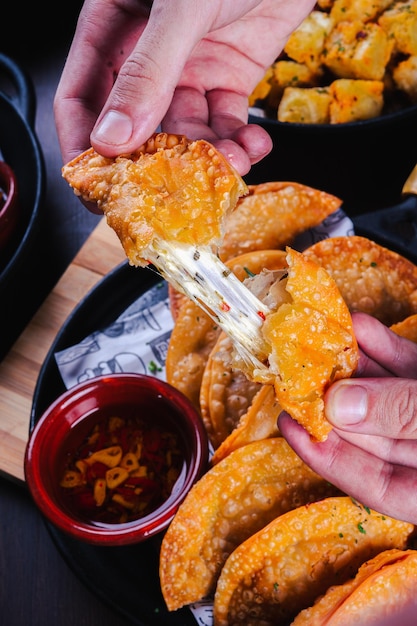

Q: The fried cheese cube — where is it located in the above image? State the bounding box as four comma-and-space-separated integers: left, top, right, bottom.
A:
267, 60, 322, 110
392, 54, 417, 101
330, 0, 393, 24
248, 65, 274, 106
284, 10, 335, 71
323, 20, 392, 80
277, 86, 332, 123
378, 1, 417, 56
272, 59, 322, 87
329, 78, 384, 122
317, 0, 335, 9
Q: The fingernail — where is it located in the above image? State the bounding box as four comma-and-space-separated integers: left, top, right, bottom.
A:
94, 111, 133, 145
328, 384, 368, 426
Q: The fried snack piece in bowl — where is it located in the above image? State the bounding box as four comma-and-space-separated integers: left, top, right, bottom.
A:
159, 438, 341, 612
213, 497, 415, 626
292, 549, 417, 625
218, 181, 342, 262
210, 384, 281, 465
166, 249, 287, 412
303, 236, 417, 326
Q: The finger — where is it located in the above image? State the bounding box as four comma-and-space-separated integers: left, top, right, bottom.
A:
353, 312, 417, 378
330, 429, 417, 470
90, 1, 217, 156
54, 0, 152, 163
208, 89, 273, 167
325, 378, 417, 439
162, 87, 272, 174
354, 349, 393, 377
279, 412, 417, 524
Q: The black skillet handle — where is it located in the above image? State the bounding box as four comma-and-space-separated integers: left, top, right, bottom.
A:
0, 53, 36, 128
352, 195, 417, 265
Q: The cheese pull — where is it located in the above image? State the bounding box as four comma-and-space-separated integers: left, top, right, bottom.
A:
62, 133, 358, 441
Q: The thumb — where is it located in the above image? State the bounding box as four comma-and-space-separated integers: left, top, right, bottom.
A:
90, 2, 210, 155
325, 378, 417, 438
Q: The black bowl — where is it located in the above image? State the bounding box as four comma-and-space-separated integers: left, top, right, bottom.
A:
246, 106, 417, 216
0, 53, 46, 359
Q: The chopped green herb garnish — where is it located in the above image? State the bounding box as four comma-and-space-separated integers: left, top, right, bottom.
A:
149, 360, 162, 374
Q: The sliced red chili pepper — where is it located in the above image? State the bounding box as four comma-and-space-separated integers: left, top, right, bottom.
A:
86, 461, 108, 482
73, 491, 97, 510
143, 428, 162, 452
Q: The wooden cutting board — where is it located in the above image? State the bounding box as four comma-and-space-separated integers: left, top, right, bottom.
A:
0, 218, 126, 483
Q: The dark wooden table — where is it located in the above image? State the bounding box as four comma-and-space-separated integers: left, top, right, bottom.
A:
0, 5, 134, 625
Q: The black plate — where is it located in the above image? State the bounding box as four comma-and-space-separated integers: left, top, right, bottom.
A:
30, 223, 417, 625
30, 261, 198, 626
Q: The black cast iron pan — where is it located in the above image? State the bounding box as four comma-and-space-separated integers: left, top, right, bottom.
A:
0, 53, 46, 358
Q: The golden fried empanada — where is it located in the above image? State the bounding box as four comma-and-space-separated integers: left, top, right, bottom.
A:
304, 236, 417, 326
211, 384, 281, 464
63, 139, 358, 442
219, 181, 342, 262
213, 497, 415, 626
159, 438, 341, 612
238, 248, 359, 442
199, 331, 262, 449
292, 549, 417, 625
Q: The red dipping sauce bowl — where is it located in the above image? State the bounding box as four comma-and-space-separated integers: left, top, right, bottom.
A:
24, 374, 209, 546
0, 160, 20, 253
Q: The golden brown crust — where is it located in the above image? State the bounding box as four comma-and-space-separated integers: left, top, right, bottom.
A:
62, 132, 248, 267
292, 549, 417, 625
239, 248, 359, 442
159, 439, 341, 611
219, 182, 342, 262
390, 313, 417, 343
213, 497, 415, 626
304, 236, 417, 326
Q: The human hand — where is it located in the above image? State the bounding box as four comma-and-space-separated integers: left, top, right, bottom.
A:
54, 0, 316, 176
278, 312, 417, 524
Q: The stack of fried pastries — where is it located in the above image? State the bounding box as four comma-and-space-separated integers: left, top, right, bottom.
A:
161, 181, 417, 623
61, 134, 417, 625
161, 229, 417, 624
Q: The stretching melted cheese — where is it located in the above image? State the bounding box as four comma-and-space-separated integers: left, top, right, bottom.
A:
62, 132, 358, 442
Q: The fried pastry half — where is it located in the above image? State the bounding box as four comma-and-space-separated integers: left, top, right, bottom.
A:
304, 235, 417, 326
241, 248, 359, 442
213, 497, 415, 626
62, 133, 247, 265
291, 549, 417, 625
159, 438, 341, 612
